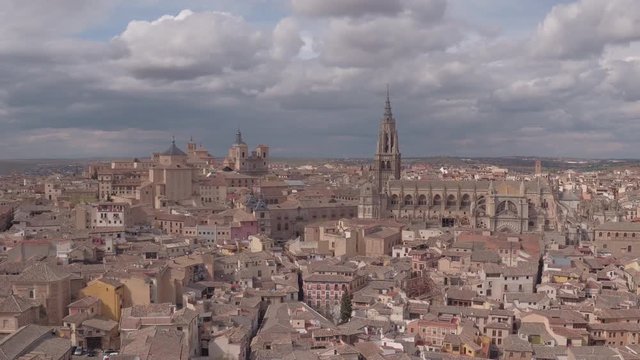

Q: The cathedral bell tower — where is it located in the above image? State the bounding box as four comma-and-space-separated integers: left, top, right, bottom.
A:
375, 88, 401, 193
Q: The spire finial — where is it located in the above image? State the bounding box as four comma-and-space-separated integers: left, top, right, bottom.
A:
235, 128, 244, 145
171, 135, 176, 145
384, 84, 393, 120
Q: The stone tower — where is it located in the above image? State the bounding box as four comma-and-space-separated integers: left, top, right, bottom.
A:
534, 160, 542, 176
232, 129, 249, 170
374, 88, 401, 193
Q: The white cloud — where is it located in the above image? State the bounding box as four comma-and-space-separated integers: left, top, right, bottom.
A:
532, 0, 640, 58
2, 0, 640, 159
291, 0, 403, 18
271, 18, 305, 60
113, 10, 267, 80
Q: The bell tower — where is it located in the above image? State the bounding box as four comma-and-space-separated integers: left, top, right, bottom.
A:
374, 87, 401, 193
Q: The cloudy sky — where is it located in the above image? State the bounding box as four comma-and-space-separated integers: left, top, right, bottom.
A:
1, 0, 640, 159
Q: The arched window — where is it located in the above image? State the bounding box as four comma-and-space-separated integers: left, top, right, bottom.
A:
391, 195, 399, 205
432, 195, 442, 206
418, 195, 427, 206
404, 195, 413, 206
497, 201, 518, 215
461, 194, 471, 207
446, 195, 456, 208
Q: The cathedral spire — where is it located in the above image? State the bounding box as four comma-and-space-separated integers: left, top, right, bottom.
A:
235, 129, 245, 145
384, 84, 393, 121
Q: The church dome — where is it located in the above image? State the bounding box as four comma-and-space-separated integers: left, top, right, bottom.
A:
253, 199, 268, 211
161, 139, 187, 156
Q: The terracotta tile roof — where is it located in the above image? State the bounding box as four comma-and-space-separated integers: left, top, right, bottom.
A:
67, 296, 99, 309
14, 262, 70, 283
0, 294, 38, 313
82, 317, 118, 332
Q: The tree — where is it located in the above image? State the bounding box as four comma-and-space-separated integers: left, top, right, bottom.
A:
340, 291, 352, 323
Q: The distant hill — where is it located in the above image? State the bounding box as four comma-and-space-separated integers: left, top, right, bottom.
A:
0, 159, 93, 176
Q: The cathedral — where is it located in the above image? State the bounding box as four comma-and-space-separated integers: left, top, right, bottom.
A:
358, 93, 557, 233
222, 130, 269, 176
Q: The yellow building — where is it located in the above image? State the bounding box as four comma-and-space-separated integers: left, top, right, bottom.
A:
80, 278, 124, 321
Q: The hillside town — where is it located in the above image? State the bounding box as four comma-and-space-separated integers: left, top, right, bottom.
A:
3, 98, 640, 360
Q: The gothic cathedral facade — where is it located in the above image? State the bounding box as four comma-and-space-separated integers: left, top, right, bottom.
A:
358, 92, 557, 233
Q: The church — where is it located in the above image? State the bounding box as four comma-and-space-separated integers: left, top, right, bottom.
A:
358, 93, 557, 233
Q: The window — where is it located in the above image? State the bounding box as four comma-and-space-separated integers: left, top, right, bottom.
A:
29, 289, 35, 299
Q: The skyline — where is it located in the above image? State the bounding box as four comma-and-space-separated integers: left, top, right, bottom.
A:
1, 0, 640, 159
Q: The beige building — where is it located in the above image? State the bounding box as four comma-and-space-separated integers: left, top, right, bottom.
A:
0, 294, 41, 334
223, 130, 269, 176
303, 262, 366, 312
268, 198, 358, 240
120, 303, 200, 358
593, 222, 640, 257
11, 262, 71, 326
148, 140, 196, 208
95, 138, 216, 209
105, 263, 173, 307
75, 202, 130, 230
304, 218, 402, 257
